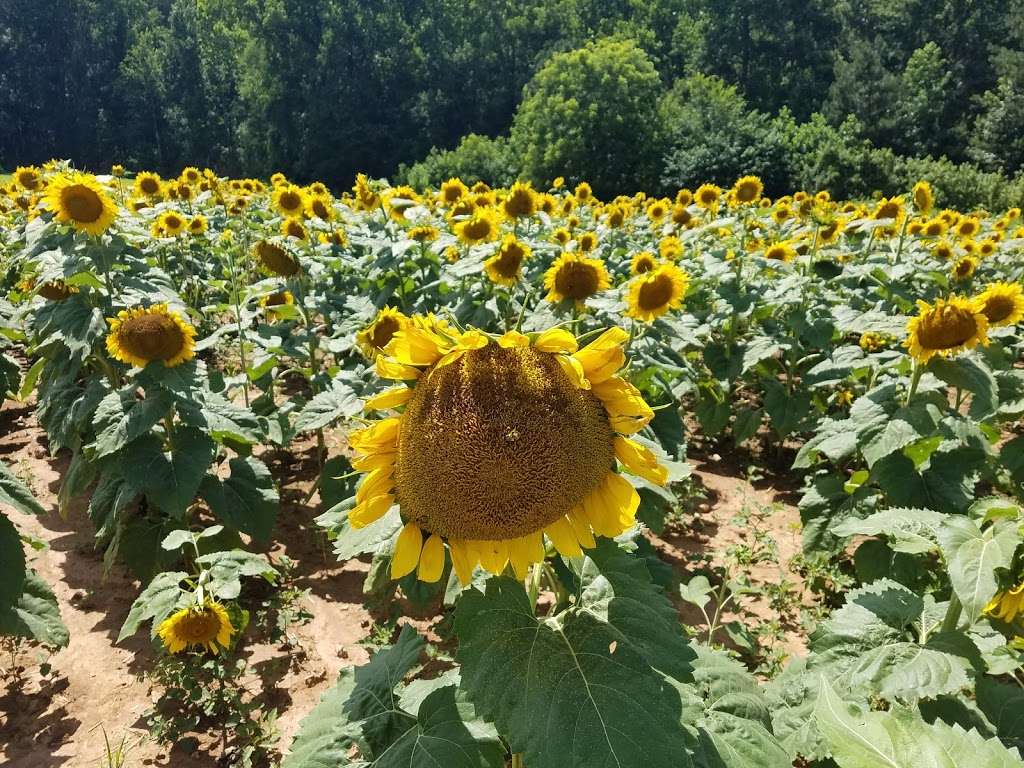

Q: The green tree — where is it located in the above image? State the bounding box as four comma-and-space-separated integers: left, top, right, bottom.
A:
969, 78, 1024, 177
894, 42, 954, 158
510, 37, 665, 197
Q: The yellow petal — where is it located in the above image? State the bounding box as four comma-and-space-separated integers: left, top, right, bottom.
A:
534, 327, 578, 354
449, 539, 476, 584
456, 329, 489, 351
386, 327, 448, 366
545, 517, 583, 558
573, 327, 629, 383
603, 472, 641, 530
391, 522, 423, 579
477, 540, 509, 575
417, 534, 446, 582
348, 418, 400, 454
376, 356, 422, 380
592, 377, 654, 433
498, 330, 530, 348
508, 532, 544, 579
355, 467, 394, 504
364, 386, 412, 411
581, 483, 619, 537
349, 493, 393, 528
555, 353, 589, 390
614, 436, 668, 485
351, 451, 397, 472
568, 505, 597, 548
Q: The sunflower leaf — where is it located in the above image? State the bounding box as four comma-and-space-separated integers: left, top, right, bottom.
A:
199, 456, 279, 541
936, 516, 1018, 624
117, 569, 188, 643
0, 567, 68, 647
293, 379, 364, 433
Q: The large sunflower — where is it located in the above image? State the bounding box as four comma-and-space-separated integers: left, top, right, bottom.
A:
732, 175, 763, 204
157, 600, 234, 654
975, 282, 1024, 327
106, 304, 197, 368
484, 234, 530, 286
905, 296, 989, 364
345, 324, 665, 583
625, 263, 688, 322
44, 172, 118, 235
134, 171, 163, 198
272, 183, 308, 218
543, 253, 611, 305
501, 181, 537, 219
356, 307, 410, 360
455, 209, 501, 245
254, 239, 300, 277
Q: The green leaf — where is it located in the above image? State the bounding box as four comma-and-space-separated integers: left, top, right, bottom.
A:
455, 577, 693, 768
196, 549, 276, 600
815, 677, 1023, 768
198, 456, 279, 541
280, 668, 362, 767
763, 380, 810, 438
937, 517, 1018, 624
179, 391, 263, 445
0, 514, 27, 609
976, 677, 1024, 750
0, 567, 68, 646
117, 570, 188, 642
0, 460, 46, 516
294, 379, 364, 432
125, 429, 215, 518
831, 508, 945, 554
318, 504, 402, 561
91, 388, 173, 458
929, 357, 999, 421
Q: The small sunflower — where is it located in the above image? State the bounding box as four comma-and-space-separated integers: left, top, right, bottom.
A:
188, 215, 208, 235
873, 196, 904, 222
630, 251, 658, 275
951, 255, 978, 281
905, 296, 989, 364
15, 166, 43, 191
281, 217, 308, 241
975, 282, 1024, 327
408, 225, 440, 243
157, 600, 234, 654
439, 178, 468, 206
106, 304, 197, 369
694, 183, 721, 211
764, 241, 797, 262
254, 240, 300, 277
732, 175, 763, 204
646, 199, 669, 222
955, 217, 980, 239
455, 209, 501, 245
345, 323, 664, 584
574, 182, 593, 203
273, 184, 308, 218
543, 253, 611, 305
576, 231, 598, 253
180, 166, 202, 185
134, 171, 163, 198
923, 218, 947, 237
36, 280, 78, 301
357, 307, 410, 360
912, 181, 934, 214
307, 195, 334, 222
484, 234, 530, 286
625, 263, 688, 322
501, 181, 537, 219
659, 235, 682, 260
260, 290, 295, 321
676, 189, 693, 206
43, 173, 118, 235
158, 210, 187, 237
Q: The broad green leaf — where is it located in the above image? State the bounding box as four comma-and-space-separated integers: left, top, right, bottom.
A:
937, 517, 1018, 624
280, 668, 362, 767
815, 678, 1023, 768
317, 504, 402, 561
125, 428, 215, 518
929, 357, 999, 421
831, 508, 945, 554
199, 456, 279, 541
0, 514, 27, 608
91, 388, 173, 458
117, 570, 188, 642
294, 379, 364, 432
763, 379, 810, 438
455, 577, 693, 768
0, 460, 46, 516
0, 567, 69, 647
196, 549, 276, 600
976, 677, 1024, 750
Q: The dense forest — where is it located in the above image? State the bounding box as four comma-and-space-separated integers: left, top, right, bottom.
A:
2, 0, 1024, 202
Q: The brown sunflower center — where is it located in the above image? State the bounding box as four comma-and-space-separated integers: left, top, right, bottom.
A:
981, 295, 1015, 323
117, 312, 187, 362
637, 273, 675, 311
504, 191, 534, 217
395, 345, 614, 540
371, 316, 401, 349
736, 183, 759, 202
140, 177, 160, 195
279, 191, 302, 211
554, 260, 600, 300
635, 256, 655, 274
257, 242, 299, 277
493, 247, 525, 278
179, 608, 222, 642
61, 185, 103, 223
917, 305, 979, 350
462, 218, 493, 241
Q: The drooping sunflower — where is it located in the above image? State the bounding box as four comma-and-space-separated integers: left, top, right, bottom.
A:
134, 171, 163, 198
345, 324, 665, 583
158, 210, 187, 237
873, 196, 904, 222
912, 181, 934, 214
975, 282, 1024, 327
985, 581, 1024, 622
905, 296, 989, 364
272, 183, 308, 218
356, 307, 410, 360
951, 255, 978, 281
625, 263, 688, 323
36, 280, 78, 301
630, 251, 658, 275
544, 253, 611, 305
501, 181, 537, 219
408, 225, 440, 244
157, 600, 234, 654
484, 234, 530, 286
732, 175, 763, 204
43, 172, 118, 235
259, 289, 295, 321
106, 304, 197, 369
454, 209, 501, 246
254, 239, 300, 277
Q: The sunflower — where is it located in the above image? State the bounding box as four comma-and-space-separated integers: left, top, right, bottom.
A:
439, 178, 468, 206
659, 235, 682, 260
873, 196, 904, 221
188, 215, 208, 235
975, 282, 1024, 327
14, 166, 42, 191
732, 175, 763, 204
955, 217, 980, 239
905, 296, 989, 364
625, 263, 688, 322
345, 323, 664, 583
484, 234, 531, 286
158, 210, 187, 237
260, 290, 295, 321
501, 181, 537, 219
764, 241, 796, 262
912, 181, 934, 214
576, 231, 598, 253
357, 307, 410, 360
157, 600, 234, 654
281, 218, 308, 241
385, 186, 419, 221
544, 253, 611, 304
309, 181, 329, 197
931, 240, 954, 260
646, 199, 669, 222
254, 239, 300, 277
180, 166, 202, 185
978, 238, 998, 258
923, 218, 947, 237
985, 581, 1024, 622
951, 255, 978, 281
270, 172, 288, 187
818, 217, 845, 244
630, 251, 657, 275
307, 195, 334, 221
455, 209, 501, 245
134, 171, 163, 198
41, 172, 118, 236
574, 182, 593, 202
111, 164, 125, 177
106, 304, 197, 368
273, 183, 308, 218
605, 204, 626, 228
551, 227, 571, 246
36, 280, 78, 301
676, 189, 693, 206
408, 225, 440, 243
858, 331, 891, 352
694, 183, 721, 211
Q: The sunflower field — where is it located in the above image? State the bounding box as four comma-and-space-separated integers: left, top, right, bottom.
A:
2, 161, 1024, 768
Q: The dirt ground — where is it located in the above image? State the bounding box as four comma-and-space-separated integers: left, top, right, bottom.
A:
0, 399, 811, 767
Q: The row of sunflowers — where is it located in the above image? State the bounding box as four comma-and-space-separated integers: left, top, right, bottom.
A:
2, 159, 1024, 767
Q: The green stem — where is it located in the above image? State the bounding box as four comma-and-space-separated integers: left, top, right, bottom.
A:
526, 563, 544, 614
940, 592, 962, 633
225, 244, 250, 407
511, 754, 524, 768
904, 360, 923, 406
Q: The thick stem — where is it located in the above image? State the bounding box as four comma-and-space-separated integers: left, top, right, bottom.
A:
904, 361, 923, 406
940, 592, 962, 634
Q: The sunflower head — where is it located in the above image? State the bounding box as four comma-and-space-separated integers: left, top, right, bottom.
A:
254, 239, 300, 277
484, 234, 530, 286
646, 199, 669, 222
873, 197, 904, 222
630, 251, 657, 275
44, 172, 118, 235
273, 184, 308, 218
345, 323, 663, 583
260, 289, 295, 321
975, 282, 1024, 327
106, 304, 197, 369
15, 166, 42, 191
281, 218, 308, 241
157, 600, 234, 654
455, 209, 501, 245
308, 195, 334, 221
158, 210, 187, 237
694, 183, 721, 211
956, 217, 980, 239
984, 580, 1024, 622
501, 181, 537, 219
764, 241, 796, 262
408, 225, 440, 243
356, 307, 410, 360
732, 175, 763, 204
951, 256, 978, 281
37, 280, 78, 301
912, 181, 934, 214
544, 253, 611, 305
626, 263, 688, 323
576, 231, 599, 253
439, 178, 468, 206
574, 182, 593, 202
188, 215, 208, 235
134, 171, 163, 198
605, 205, 627, 228
905, 296, 989, 364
